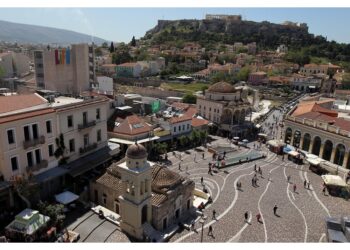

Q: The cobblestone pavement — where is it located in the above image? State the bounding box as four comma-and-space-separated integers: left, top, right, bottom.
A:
166, 137, 350, 243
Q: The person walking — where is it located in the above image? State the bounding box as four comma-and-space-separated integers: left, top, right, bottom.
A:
304, 180, 307, 188
202, 153, 205, 159
256, 213, 261, 223
201, 177, 204, 185
178, 163, 181, 171
254, 164, 257, 172
244, 211, 249, 222
273, 205, 278, 216
307, 182, 310, 189
208, 226, 213, 236
287, 175, 291, 183
293, 184, 297, 193
251, 178, 255, 187
208, 166, 211, 175
322, 186, 326, 196
212, 210, 216, 220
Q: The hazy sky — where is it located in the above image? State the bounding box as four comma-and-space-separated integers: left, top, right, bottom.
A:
0, 8, 349, 43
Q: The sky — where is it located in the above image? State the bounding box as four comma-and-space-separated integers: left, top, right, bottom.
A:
0, 8, 349, 44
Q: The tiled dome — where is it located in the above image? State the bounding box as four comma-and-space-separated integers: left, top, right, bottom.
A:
208, 81, 236, 93
126, 142, 147, 159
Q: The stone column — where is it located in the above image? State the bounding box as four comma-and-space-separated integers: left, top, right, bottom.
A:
320, 143, 326, 158
330, 148, 337, 163
309, 140, 314, 153
342, 151, 349, 168
299, 136, 304, 150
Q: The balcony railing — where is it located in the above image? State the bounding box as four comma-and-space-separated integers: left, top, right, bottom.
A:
26, 160, 48, 173
23, 135, 45, 149
79, 143, 98, 155
78, 120, 96, 130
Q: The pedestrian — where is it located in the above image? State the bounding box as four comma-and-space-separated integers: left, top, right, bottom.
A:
178, 163, 181, 171
307, 182, 310, 189
273, 205, 278, 215
256, 213, 261, 223
191, 222, 195, 232
208, 226, 213, 236
254, 164, 257, 171
251, 178, 255, 187
201, 177, 204, 185
244, 211, 249, 222
212, 210, 216, 220
258, 166, 261, 174
322, 186, 326, 196
287, 175, 291, 183
293, 184, 297, 193
223, 151, 226, 158
202, 153, 205, 159
259, 168, 263, 177
304, 180, 307, 188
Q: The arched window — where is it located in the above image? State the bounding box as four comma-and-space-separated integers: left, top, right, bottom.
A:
302, 133, 311, 151
334, 144, 346, 166
322, 140, 333, 161
312, 136, 322, 156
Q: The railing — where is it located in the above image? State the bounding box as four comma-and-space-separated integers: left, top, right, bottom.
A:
26, 160, 48, 173
23, 135, 45, 149
78, 120, 96, 130
79, 143, 98, 154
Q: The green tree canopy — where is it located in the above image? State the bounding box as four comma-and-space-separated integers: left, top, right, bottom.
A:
130, 36, 136, 47
109, 42, 115, 53
236, 67, 250, 82
182, 93, 197, 104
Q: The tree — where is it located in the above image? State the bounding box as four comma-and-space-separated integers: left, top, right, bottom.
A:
38, 201, 65, 226
178, 135, 189, 148
190, 129, 200, 146
109, 42, 115, 53
130, 36, 136, 47
199, 130, 208, 144
236, 67, 250, 82
182, 93, 197, 104
102, 42, 108, 48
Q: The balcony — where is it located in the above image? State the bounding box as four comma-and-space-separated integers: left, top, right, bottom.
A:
79, 143, 98, 155
26, 160, 48, 173
78, 120, 96, 130
23, 135, 45, 149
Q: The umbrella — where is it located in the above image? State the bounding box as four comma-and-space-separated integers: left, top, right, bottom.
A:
233, 137, 239, 140
242, 139, 249, 143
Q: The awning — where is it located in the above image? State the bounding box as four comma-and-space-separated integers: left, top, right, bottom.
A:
321, 175, 348, 187
258, 133, 267, 137
233, 137, 239, 140
34, 166, 69, 183
288, 150, 300, 157
267, 140, 285, 148
108, 136, 160, 145
55, 191, 79, 205
308, 86, 316, 89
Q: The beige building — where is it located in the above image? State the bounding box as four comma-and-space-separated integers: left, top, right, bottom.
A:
284, 101, 350, 169
90, 143, 195, 241
34, 44, 95, 94
197, 82, 253, 137
0, 52, 30, 79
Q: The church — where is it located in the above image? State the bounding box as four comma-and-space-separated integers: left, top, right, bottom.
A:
90, 142, 195, 240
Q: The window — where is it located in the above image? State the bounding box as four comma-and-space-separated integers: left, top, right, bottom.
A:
187, 124, 190, 130
7, 129, 15, 144
46, 120, 52, 134
67, 115, 73, 128
35, 149, 41, 164
69, 139, 75, 152
97, 129, 101, 142
174, 127, 176, 133
24, 125, 30, 141
83, 112, 88, 124
179, 125, 181, 131
182, 125, 185, 131
32, 124, 38, 139
96, 108, 100, 120
27, 152, 33, 167
84, 134, 89, 147
11, 156, 18, 171
48, 144, 54, 157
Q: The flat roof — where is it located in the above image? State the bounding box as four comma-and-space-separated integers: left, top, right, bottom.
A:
50, 96, 84, 107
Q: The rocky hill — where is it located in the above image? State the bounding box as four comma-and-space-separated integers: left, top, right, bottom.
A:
143, 18, 316, 49
0, 20, 106, 45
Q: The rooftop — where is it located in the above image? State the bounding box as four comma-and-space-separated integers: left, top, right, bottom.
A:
0, 93, 48, 116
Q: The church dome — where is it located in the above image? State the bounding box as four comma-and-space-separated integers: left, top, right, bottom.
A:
208, 81, 236, 93
152, 165, 183, 190
126, 143, 147, 159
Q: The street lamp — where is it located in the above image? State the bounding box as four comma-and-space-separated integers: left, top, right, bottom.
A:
199, 215, 207, 242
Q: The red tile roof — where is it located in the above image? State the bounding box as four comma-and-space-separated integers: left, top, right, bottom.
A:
191, 117, 209, 127
112, 114, 152, 135
296, 112, 350, 132
0, 94, 47, 114
292, 102, 338, 117
169, 115, 192, 124
185, 107, 197, 117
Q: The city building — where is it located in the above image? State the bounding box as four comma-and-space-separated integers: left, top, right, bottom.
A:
34, 44, 95, 94
90, 142, 195, 240
0, 52, 30, 79
284, 100, 350, 169
248, 71, 268, 85
196, 81, 254, 137
289, 74, 324, 92
115, 62, 142, 78
276, 44, 288, 53
100, 64, 117, 76
299, 63, 340, 77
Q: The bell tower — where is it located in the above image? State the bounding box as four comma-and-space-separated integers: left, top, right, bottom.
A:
118, 142, 152, 240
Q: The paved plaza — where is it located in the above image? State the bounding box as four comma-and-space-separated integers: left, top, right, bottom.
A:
165, 138, 350, 242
